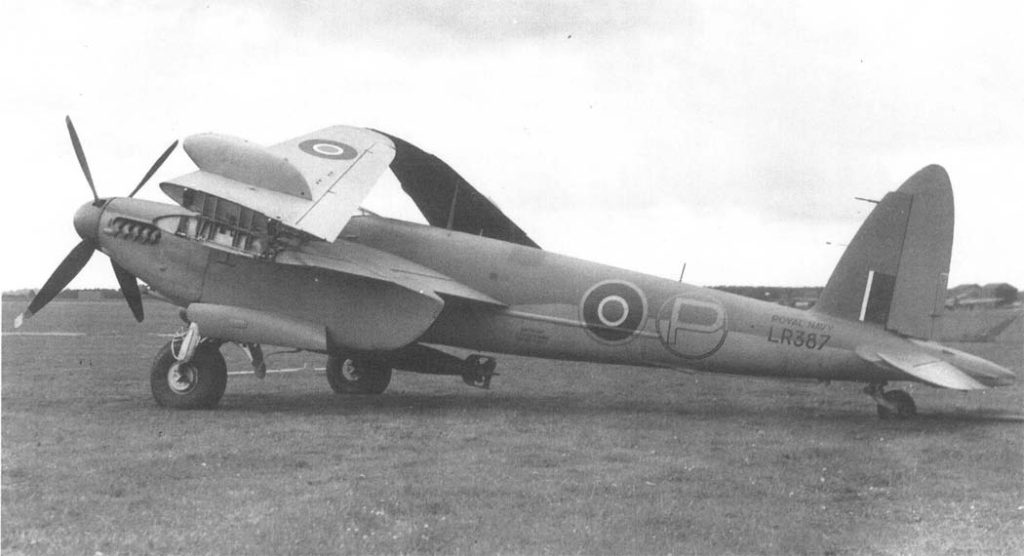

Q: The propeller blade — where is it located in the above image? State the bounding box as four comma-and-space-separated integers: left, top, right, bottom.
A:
15, 240, 95, 328
128, 140, 178, 198
111, 261, 144, 322
65, 116, 99, 202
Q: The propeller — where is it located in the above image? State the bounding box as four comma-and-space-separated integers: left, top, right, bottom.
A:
128, 139, 178, 198
111, 261, 144, 322
14, 240, 95, 328
14, 116, 177, 328
66, 116, 98, 202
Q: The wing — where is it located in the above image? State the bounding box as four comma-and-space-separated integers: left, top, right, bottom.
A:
375, 130, 540, 249
266, 241, 504, 351
275, 240, 505, 307
161, 126, 395, 241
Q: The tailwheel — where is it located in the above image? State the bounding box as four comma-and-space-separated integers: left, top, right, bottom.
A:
462, 354, 497, 389
877, 390, 917, 420
150, 340, 227, 409
326, 354, 392, 395
865, 383, 917, 420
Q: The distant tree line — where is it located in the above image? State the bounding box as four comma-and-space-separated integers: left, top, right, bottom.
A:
994, 284, 1019, 306
1, 289, 125, 301
713, 283, 1021, 309
711, 286, 824, 308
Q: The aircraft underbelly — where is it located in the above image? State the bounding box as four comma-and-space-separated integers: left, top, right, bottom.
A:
421, 303, 650, 365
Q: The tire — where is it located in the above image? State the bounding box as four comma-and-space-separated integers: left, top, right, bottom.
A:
150, 340, 227, 409
876, 389, 917, 420
326, 354, 392, 395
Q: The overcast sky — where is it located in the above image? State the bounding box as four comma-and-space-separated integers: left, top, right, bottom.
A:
2, 0, 1021, 291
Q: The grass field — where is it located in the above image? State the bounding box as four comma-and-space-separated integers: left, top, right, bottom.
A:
2, 300, 1022, 555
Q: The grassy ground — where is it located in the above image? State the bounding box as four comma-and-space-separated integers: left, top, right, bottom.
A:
2, 300, 1022, 555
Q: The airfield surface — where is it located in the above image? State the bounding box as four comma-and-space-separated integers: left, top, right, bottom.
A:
2, 300, 1022, 555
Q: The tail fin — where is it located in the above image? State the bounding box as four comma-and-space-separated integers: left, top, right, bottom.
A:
813, 165, 953, 339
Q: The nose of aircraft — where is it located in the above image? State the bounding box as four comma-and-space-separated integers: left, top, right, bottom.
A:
73, 201, 103, 242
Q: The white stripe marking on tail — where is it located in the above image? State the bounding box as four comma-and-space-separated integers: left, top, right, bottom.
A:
859, 270, 875, 322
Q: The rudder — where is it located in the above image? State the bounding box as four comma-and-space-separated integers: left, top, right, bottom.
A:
813, 165, 953, 339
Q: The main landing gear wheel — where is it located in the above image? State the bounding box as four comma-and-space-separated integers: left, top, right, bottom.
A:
326, 354, 392, 395
865, 383, 917, 420
150, 341, 227, 409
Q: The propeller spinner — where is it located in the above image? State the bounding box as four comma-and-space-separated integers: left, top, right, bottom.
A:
14, 117, 177, 328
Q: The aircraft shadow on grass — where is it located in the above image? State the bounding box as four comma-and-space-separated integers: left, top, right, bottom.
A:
210, 390, 1024, 427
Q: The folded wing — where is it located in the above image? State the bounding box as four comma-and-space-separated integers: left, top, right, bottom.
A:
161, 125, 539, 250
161, 126, 395, 241
377, 131, 540, 249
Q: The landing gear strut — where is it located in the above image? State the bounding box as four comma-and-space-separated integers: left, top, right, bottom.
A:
864, 383, 917, 420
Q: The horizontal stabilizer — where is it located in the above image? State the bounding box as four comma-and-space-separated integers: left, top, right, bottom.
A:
857, 345, 987, 390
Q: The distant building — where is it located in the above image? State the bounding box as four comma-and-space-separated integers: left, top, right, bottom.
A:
715, 282, 1022, 314
945, 283, 1021, 311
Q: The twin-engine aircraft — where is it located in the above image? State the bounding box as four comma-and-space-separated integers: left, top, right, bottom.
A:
17, 118, 1016, 418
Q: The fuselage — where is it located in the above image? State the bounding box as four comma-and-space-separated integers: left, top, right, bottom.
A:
94, 197, 1014, 388
345, 215, 896, 383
